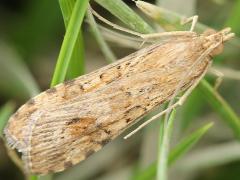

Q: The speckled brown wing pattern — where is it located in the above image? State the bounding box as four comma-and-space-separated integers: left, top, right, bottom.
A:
4, 36, 211, 174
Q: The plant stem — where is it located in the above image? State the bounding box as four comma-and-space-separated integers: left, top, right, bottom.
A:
51, 0, 89, 87
59, 0, 85, 79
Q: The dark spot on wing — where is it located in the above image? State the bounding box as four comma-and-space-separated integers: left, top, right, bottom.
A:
66, 117, 81, 125
99, 73, 104, 79
26, 98, 35, 106
125, 105, 141, 114
79, 84, 84, 90
66, 117, 96, 137
85, 149, 95, 158
125, 91, 131, 96
126, 118, 131, 123
64, 79, 76, 86
64, 161, 73, 169
100, 138, 111, 146
104, 129, 111, 135
46, 87, 57, 94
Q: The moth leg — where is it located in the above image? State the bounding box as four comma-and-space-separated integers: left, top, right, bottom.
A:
90, 6, 197, 41
89, 6, 143, 37
181, 15, 198, 32
124, 66, 207, 139
124, 68, 205, 139
140, 31, 196, 40
124, 101, 180, 139
209, 67, 224, 90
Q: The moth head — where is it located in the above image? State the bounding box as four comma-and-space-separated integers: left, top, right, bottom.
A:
203, 27, 234, 57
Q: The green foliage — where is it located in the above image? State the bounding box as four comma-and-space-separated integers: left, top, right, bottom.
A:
133, 122, 213, 180
0, 102, 15, 137
157, 109, 176, 180
199, 80, 240, 139
0, 43, 40, 100
95, 0, 154, 34
59, 0, 85, 79
87, 8, 116, 63
51, 0, 89, 87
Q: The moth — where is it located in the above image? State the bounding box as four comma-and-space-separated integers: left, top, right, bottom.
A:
4, 10, 234, 174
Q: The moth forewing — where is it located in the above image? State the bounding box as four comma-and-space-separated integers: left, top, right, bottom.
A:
4, 29, 233, 174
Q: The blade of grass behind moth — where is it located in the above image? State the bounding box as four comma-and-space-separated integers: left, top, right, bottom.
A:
168, 122, 213, 164
157, 109, 176, 180
0, 102, 15, 138
180, 88, 205, 131
51, 0, 89, 87
0, 43, 40, 99
176, 141, 240, 172
135, 1, 207, 32
9, 0, 61, 61
133, 122, 213, 180
225, 0, 240, 36
86, 7, 116, 63
59, 0, 85, 79
29, 176, 38, 180
95, 0, 154, 34
199, 80, 240, 139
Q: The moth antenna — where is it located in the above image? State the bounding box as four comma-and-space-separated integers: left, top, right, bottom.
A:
124, 41, 221, 139
181, 15, 198, 32
209, 67, 224, 90
163, 40, 222, 123
89, 5, 142, 37
90, 5, 196, 41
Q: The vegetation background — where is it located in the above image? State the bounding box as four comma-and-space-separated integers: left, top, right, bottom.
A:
0, 0, 239, 180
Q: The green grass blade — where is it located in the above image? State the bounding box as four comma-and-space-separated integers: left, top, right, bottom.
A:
134, 122, 213, 180
51, 0, 89, 87
87, 8, 116, 63
225, 0, 240, 36
59, 0, 85, 79
0, 43, 40, 99
135, 1, 207, 32
0, 102, 15, 138
9, 0, 61, 60
168, 122, 213, 165
199, 80, 240, 139
157, 109, 176, 180
180, 88, 205, 130
177, 142, 240, 171
29, 176, 38, 180
95, 0, 154, 34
